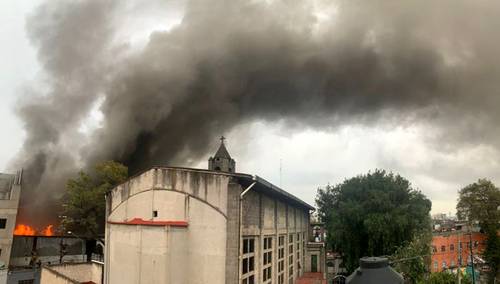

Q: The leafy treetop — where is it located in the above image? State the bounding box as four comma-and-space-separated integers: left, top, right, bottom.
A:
61, 161, 128, 239
316, 169, 432, 273
456, 179, 500, 282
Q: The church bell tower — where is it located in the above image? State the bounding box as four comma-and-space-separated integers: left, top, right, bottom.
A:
208, 136, 236, 173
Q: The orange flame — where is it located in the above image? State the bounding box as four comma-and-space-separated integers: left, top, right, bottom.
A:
41, 225, 54, 236
14, 224, 55, 236
14, 224, 36, 236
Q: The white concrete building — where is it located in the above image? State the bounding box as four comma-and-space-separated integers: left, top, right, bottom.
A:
40, 261, 103, 284
0, 171, 21, 267
104, 141, 315, 284
0, 171, 22, 284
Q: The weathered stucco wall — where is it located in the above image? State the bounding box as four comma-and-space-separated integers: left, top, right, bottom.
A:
240, 185, 310, 283
40, 262, 103, 284
0, 173, 21, 268
105, 168, 230, 284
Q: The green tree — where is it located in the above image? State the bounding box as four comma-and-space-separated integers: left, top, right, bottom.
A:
316, 170, 432, 274
426, 271, 455, 284
457, 179, 500, 282
421, 271, 472, 284
391, 232, 432, 283
61, 161, 128, 239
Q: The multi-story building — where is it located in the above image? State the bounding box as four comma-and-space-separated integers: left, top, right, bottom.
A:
431, 228, 487, 273
104, 139, 316, 284
0, 172, 22, 267
0, 171, 22, 284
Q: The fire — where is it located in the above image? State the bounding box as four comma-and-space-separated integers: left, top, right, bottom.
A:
41, 225, 54, 236
14, 224, 55, 236
14, 224, 36, 236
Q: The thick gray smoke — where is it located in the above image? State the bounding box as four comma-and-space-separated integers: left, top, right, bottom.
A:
12, 0, 500, 225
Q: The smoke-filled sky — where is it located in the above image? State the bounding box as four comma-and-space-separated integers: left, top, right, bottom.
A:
2, 0, 500, 225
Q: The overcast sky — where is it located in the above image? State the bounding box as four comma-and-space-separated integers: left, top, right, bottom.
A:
2, 0, 498, 215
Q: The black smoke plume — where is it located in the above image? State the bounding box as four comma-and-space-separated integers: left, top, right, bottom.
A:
11, 0, 500, 226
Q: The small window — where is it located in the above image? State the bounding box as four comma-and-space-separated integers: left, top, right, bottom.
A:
243, 238, 255, 254
0, 219, 6, 229
441, 245, 446, 252
153, 210, 158, 218
432, 246, 437, 253
450, 244, 454, 251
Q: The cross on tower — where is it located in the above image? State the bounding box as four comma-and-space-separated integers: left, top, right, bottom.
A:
220, 136, 226, 144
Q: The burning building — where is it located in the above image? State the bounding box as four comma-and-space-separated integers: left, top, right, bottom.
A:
0, 172, 89, 284
0, 171, 22, 276
104, 140, 323, 284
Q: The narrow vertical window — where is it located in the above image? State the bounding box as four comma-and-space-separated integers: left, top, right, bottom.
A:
296, 233, 302, 276
288, 234, 294, 282
262, 236, 273, 283
242, 237, 256, 284
278, 235, 285, 284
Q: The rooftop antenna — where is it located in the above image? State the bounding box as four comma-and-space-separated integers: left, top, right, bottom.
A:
279, 158, 282, 187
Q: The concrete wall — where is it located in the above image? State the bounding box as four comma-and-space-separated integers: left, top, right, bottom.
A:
0, 172, 21, 268
305, 243, 326, 274
208, 157, 236, 173
0, 270, 7, 284
225, 181, 241, 284
104, 167, 312, 284
105, 168, 230, 284
240, 187, 310, 284
40, 262, 103, 284
6, 269, 40, 284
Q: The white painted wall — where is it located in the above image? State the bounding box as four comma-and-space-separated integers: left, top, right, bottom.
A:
105, 168, 230, 284
0, 173, 20, 269
0, 269, 7, 284
40, 262, 103, 284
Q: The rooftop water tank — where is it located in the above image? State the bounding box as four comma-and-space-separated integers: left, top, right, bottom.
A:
346, 257, 404, 284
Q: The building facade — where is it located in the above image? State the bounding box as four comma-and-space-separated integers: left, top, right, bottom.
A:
0, 171, 22, 268
104, 141, 314, 284
431, 231, 486, 273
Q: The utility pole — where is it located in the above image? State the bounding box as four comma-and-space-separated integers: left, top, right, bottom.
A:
468, 229, 476, 284
279, 158, 282, 187
458, 232, 461, 284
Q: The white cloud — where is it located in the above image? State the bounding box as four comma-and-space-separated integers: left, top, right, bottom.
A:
195, 122, 500, 214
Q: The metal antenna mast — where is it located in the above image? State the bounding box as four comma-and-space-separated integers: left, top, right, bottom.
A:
279, 158, 282, 187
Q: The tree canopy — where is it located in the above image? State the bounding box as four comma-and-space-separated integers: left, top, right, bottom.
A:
423, 271, 471, 284
456, 179, 500, 282
390, 231, 432, 283
316, 169, 432, 273
61, 161, 128, 239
